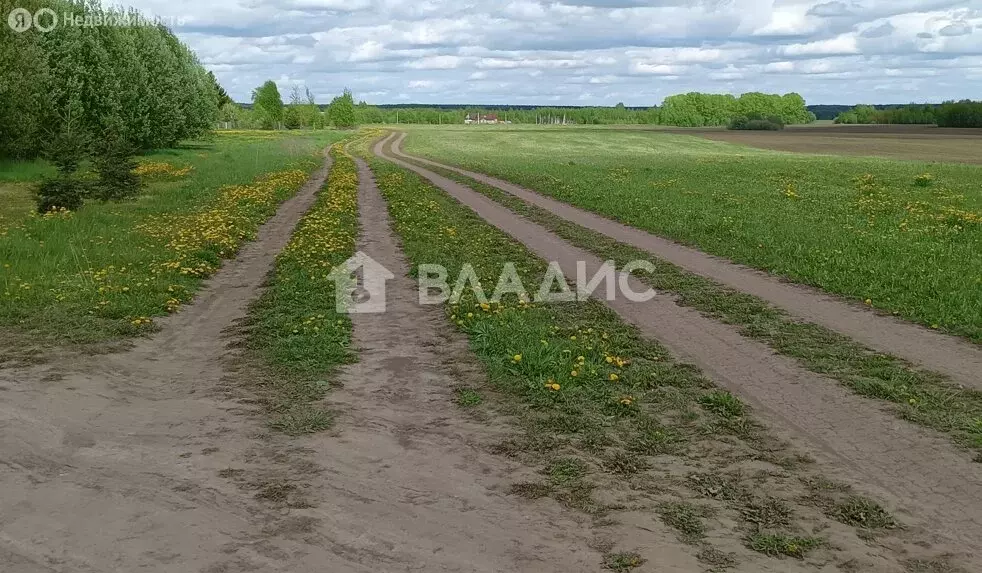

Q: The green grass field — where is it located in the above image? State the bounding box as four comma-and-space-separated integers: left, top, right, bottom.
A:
402, 127, 982, 342
418, 159, 982, 453
0, 130, 344, 358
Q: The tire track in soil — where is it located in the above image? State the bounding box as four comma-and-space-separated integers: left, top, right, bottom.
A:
0, 153, 340, 573
281, 155, 708, 572
376, 132, 982, 564
388, 132, 982, 390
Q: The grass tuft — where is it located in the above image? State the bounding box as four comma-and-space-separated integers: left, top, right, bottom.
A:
657, 502, 707, 543
748, 532, 823, 559
830, 496, 898, 530
453, 387, 484, 406
603, 551, 646, 572
698, 391, 746, 418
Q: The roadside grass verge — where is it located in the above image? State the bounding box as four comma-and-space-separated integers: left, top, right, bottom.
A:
242, 144, 359, 434
406, 159, 982, 454
0, 130, 343, 361
365, 149, 933, 570
402, 128, 982, 342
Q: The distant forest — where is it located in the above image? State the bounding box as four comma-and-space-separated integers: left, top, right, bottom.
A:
231, 92, 982, 129
830, 102, 982, 127
238, 102, 919, 120
238, 91, 815, 127
237, 102, 904, 119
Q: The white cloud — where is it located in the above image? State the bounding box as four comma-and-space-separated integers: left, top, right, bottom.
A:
589, 75, 618, 84
765, 61, 795, 73
780, 34, 860, 56
939, 21, 973, 36
808, 2, 852, 18
121, 0, 982, 105
629, 62, 685, 75
754, 5, 820, 36
405, 55, 463, 69
348, 40, 385, 62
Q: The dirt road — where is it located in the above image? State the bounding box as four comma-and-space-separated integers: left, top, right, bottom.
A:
0, 150, 620, 572
387, 132, 982, 391
376, 132, 982, 566
0, 151, 336, 572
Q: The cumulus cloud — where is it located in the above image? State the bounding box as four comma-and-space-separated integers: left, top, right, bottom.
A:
123, 0, 982, 105
405, 55, 462, 69
780, 34, 860, 56
939, 21, 973, 36
807, 1, 852, 18
861, 21, 895, 38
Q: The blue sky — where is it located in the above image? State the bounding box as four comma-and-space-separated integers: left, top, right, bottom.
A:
127, 0, 982, 106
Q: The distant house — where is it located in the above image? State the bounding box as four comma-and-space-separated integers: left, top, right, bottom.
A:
464, 113, 499, 124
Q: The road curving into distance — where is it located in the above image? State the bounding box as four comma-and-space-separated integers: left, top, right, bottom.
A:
385, 131, 982, 392
374, 131, 982, 561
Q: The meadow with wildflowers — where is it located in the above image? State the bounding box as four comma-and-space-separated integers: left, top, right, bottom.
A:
365, 149, 922, 569
403, 127, 982, 341
0, 130, 343, 359
244, 144, 360, 434
415, 159, 982, 454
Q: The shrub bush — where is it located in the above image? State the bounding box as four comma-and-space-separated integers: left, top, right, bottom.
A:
35, 176, 88, 213
92, 151, 141, 202
91, 130, 142, 202
728, 114, 785, 130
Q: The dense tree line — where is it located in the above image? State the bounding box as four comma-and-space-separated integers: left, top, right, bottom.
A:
0, 0, 219, 159
351, 103, 661, 125
660, 92, 814, 127
935, 101, 982, 128
834, 101, 982, 127
834, 104, 935, 125
342, 92, 814, 126
219, 83, 353, 130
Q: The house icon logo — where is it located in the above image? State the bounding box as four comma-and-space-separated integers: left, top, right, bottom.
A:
327, 251, 395, 314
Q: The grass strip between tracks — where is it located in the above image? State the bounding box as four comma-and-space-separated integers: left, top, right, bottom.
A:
244, 143, 359, 435
406, 157, 982, 457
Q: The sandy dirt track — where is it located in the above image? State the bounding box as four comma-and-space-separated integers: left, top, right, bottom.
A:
291, 156, 630, 572
0, 151, 336, 572
388, 132, 982, 391
377, 132, 982, 564
0, 148, 664, 573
